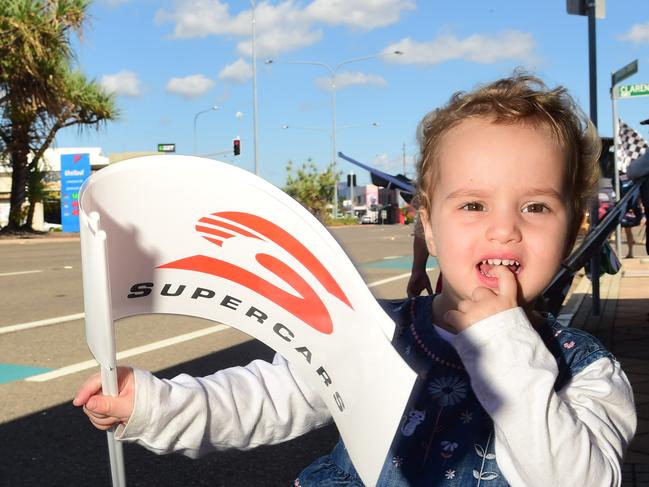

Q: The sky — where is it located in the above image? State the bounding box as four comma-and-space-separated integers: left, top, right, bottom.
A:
56, 0, 649, 187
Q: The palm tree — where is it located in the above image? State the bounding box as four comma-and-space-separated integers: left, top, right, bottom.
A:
0, 0, 118, 231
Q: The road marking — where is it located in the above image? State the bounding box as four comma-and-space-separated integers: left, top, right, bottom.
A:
366, 268, 435, 288
0, 364, 54, 385
0, 270, 43, 277
11, 266, 414, 379
0, 313, 85, 335
4, 264, 418, 335
367, 272, 411, 287
25, 324, 231, 382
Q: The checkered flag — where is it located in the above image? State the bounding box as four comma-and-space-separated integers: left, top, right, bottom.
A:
617, 119, 648, 173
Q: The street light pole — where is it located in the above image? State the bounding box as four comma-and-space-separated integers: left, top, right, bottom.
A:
567, 0, 603, 315
193, 105, 219, 155
331, 69, 338, 217
266, 51, 402, 218
586, 0, 601, 315
250, 0, 259, 175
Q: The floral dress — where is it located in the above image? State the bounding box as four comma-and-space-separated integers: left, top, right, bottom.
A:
295, 296, 613, 487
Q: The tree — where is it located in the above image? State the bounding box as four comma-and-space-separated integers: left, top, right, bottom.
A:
0, 0, 118, 231
284, 159, 339, 220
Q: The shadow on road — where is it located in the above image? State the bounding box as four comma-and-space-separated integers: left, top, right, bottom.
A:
0, 339, 339, 487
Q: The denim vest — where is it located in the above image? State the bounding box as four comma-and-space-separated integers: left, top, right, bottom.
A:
295, 296, 613, 487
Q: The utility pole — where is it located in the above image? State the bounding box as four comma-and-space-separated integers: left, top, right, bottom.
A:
586, 0, 601, 315
567, 0, 605, 315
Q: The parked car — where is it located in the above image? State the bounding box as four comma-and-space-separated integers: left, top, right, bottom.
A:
360, 215, 373, 224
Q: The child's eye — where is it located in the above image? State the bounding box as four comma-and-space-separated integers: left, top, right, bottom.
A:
460, 202, 485, 212
522, 203, 549, 213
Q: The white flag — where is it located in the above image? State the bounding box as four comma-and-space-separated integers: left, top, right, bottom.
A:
79, 155, 417, 487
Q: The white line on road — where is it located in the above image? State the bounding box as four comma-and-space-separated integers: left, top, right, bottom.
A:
0, 313, 85, 335
366, 268, 433, 288
0, 270, 42, 277
367, 272, 412, 288
25, 324, 231, 382
3, 269, 419, 334
18, 271, 416, 382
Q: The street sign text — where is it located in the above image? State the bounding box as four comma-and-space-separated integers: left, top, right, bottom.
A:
617, 83, 649, 99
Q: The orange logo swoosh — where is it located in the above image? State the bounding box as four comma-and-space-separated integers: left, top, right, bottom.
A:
159, 212, 352, 334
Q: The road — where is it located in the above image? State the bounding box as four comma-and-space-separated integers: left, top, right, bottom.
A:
0, 225, 438, 487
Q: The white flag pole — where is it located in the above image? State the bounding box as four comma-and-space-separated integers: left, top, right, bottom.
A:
101, 365, 126, 487
79, 210, 126, 487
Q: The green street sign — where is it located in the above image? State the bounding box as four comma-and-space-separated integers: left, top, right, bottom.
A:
612, 60, 638, 87
157, 143, 176, 153
617, 83, 649, 99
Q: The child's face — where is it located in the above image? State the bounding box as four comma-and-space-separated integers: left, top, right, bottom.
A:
421, 117, 569, 309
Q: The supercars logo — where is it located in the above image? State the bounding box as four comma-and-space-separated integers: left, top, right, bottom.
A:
159, 211, 352, 334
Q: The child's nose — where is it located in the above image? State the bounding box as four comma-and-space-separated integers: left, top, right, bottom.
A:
485, 213, 522, 244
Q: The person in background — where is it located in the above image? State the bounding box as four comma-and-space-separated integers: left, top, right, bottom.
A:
627, 150, 649, 256
619, 172, 643, 258
406, 208, 434, 297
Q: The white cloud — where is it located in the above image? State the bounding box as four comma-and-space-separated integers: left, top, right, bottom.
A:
619, 22, 649, 43
218, 59, 253, 84
384, 31, 537, 65
315, 71, 387, 90
304, 0, 415, 30
100, 70, 142, 97
100, 0, 131, 7
373, 153, 403, 174
154, 0, 233, 38
156, 0, 413, 56
237, 26, 323, 58
166, 74, 215, 98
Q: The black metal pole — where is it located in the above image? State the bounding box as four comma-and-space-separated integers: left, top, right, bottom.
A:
587, 0, 601, 315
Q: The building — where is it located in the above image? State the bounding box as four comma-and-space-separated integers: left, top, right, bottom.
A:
342, 183, 406, 224
0, 147, 110, 229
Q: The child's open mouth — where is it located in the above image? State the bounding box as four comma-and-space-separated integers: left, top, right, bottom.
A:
478, 258, 521, 277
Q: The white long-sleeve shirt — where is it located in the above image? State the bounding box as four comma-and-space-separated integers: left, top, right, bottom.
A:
116, 307, 636, 486
451, 308, 636, 487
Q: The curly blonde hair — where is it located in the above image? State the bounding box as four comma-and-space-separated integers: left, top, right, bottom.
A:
415, 72, 601, 251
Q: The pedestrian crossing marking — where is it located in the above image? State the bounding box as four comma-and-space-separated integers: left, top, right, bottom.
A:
0, 363, 53, 385
362, 255, 438, 270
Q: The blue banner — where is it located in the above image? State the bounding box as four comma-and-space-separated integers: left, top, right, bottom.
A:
61, 153, 91, 232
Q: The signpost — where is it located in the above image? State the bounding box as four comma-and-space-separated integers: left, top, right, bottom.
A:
610, 59, 641, 256
60, 153, 91, 232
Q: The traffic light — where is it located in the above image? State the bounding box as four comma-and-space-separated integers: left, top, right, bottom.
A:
347, 173, 356, 187
233, 138, 241, 156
